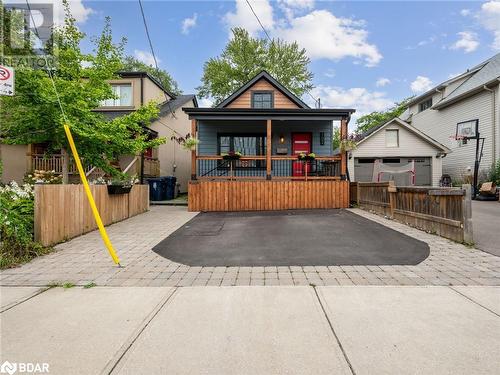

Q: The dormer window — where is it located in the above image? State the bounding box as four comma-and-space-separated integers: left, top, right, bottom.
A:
418, 98, 432, 112
101, 84, 133, 107
252, 91, 273, 108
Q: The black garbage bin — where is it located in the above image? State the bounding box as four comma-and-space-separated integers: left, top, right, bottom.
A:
162, 176, 177, 200
148, 178, 165, 201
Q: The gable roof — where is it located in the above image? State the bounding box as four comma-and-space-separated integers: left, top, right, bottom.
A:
356, 118, 450, 153
216, 70, 310, 109
433, 52, 500, 109
159, 94, 197, 117
407, 53, 500, 109
117, 71, 177, 99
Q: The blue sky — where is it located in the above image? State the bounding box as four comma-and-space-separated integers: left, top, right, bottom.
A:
72, 0, 500, 118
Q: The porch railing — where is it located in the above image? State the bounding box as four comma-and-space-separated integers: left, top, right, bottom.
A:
143, 156, 160, 177
196, 155, 341, 180
31, 154, 93, 175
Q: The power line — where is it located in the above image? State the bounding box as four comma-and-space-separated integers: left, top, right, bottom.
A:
244, 0, 321, 108
137, 0, 178, 121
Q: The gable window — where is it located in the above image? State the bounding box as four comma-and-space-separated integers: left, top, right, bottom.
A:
385, 129, 399, 147
101, 84, 133, 107
252, 91, 273, 108
418, 98, 432, 112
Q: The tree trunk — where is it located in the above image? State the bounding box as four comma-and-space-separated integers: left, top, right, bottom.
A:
61, 147, 69, 184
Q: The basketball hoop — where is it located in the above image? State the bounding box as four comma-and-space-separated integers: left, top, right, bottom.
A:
449, 135, 467, 147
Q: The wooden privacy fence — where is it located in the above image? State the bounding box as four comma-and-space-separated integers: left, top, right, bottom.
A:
350, 181, 473, 243
34, 184, 149, 246
189, 180, 349, 212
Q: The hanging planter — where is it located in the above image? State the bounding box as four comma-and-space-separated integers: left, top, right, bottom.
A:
297, 152, 316, 161
222, 151, 242, 161
340, 139, 358, 152
107, 184, 132, 195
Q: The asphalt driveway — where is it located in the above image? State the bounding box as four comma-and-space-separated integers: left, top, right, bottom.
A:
153, 210, 429, 266
472, 201, 500, 257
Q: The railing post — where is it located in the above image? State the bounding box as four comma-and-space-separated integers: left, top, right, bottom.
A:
462, 184, 473, 244
266, 119, 272, 180
340, 117, 347, 178
191, 119, 197, 180
388, 180, 397, 218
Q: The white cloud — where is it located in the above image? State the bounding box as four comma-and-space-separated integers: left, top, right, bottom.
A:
278, 0, 315, 9
410, 76, 433, 93
50, 0, 94, 25
181, 13, 198, 35
450, 31, 479, 53
275, 10, 382, 67
198, 98, 214, 108
324, 69, 336, 78
460, 9, 471, 17
310, 85, 394, 125
224, 0, 274, 36
134, 49, 159, 67
375, 77, 391, 87
478, 0, 500, 50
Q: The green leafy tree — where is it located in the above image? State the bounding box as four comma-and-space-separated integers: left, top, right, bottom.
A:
0, 1, 164, 182
354, 97, 413, 135
198, 27, 314, 105
122, 55, 181, 95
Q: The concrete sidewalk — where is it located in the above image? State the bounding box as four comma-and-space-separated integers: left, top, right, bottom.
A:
1, 286, 499, 375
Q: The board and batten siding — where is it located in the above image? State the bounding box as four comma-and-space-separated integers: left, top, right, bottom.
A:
225, 78, 300, 109
410, 86, 500, 181
348, 122, 444, 186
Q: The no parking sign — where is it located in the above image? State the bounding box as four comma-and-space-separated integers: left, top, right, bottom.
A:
0, 65, 14, 96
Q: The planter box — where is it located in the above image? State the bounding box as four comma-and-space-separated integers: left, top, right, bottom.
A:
107, 185, 132, 195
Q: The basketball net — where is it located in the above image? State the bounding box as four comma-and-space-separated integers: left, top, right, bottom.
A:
449, 135, 466, 147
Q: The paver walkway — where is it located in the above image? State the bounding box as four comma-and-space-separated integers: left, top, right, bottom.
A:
1, 206, 499, 287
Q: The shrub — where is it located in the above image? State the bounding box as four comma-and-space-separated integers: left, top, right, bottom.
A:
0, 182, 51, 269
488, 160, 500, 185
24, 170, 63, 185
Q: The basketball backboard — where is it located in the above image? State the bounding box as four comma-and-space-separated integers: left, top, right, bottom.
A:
456, 119, 478, 139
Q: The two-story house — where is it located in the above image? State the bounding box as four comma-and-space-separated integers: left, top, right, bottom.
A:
0, 71, 197, 193
405, 53, 500, 183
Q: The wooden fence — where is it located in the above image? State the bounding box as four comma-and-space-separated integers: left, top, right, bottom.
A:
189, 180, 349, 212
34, 184, 149, 246
350, 181, 473, 243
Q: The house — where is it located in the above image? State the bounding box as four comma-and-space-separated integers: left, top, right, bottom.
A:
0, 71, 197, 193
405, 53, 500, 183
348, 118, 450, 186
183, 70, 355, 212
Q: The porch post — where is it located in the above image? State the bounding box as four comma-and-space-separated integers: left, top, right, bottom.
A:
191, 119, 197, 180
340, 117, 347, 178
266, 119, 272, 180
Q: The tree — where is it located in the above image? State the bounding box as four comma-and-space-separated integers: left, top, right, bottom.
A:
198, 28, 314, 105
0, 1, 164, 182
354, 97, 413, 135
122, 55, 181, 95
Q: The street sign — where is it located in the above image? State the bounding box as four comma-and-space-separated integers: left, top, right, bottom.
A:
0, 65, 14, 96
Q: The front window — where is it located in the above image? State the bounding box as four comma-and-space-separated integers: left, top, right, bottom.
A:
252, 92, 273, 108
385, 129, 399, 147
418, 98, 432, 112
101, 84, 133, 107
218, 134, 266, 168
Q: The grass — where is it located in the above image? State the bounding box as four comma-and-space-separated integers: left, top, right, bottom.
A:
0, 245, 53, 270
62, 282, 75, 289
83, 282, 97, 289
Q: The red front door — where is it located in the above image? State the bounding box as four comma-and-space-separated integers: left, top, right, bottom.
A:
292, 133, 312, 176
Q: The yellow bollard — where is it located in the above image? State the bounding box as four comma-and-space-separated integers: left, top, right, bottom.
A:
63, 124, 121, 265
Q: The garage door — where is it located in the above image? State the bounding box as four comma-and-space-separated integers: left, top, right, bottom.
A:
354, 158, 432, 186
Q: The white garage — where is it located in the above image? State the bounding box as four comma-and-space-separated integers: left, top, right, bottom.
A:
348, 118, 450, 187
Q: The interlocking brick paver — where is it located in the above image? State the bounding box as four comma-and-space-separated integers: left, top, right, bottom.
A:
2, 206, 499, 287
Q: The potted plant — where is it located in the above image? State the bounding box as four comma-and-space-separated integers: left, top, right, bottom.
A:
340, 139, 357, 152
182, 137, 200, 151
221, 151, 242, 160
107, 175, 134, 195
297, 152, 316, 161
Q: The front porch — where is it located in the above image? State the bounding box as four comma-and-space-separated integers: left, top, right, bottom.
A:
185, 110, 352, 212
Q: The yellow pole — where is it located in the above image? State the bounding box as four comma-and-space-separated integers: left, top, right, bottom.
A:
63, 124, 121, 265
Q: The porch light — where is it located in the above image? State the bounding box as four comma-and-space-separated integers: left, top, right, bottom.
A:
279, 134, 285, 144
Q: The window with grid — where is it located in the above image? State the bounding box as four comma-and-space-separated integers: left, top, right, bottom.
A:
101, 84, 133, 107
218, 134, 267, 168
252, 92, 273, 108
418, 98, 432, 112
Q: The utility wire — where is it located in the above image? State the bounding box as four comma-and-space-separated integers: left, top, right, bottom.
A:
137, 0, 178, 122
244, 0, 321, 108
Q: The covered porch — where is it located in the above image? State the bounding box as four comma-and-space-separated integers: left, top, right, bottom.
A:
184, 108, 353, 211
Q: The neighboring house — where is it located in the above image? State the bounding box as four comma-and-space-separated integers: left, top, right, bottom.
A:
405, 53, 500, 182
1, 71, 197, 193
183, 70, 355, 211
348, 118, 450, 186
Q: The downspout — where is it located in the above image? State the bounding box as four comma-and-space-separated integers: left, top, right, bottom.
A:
483, 84, 496, 166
